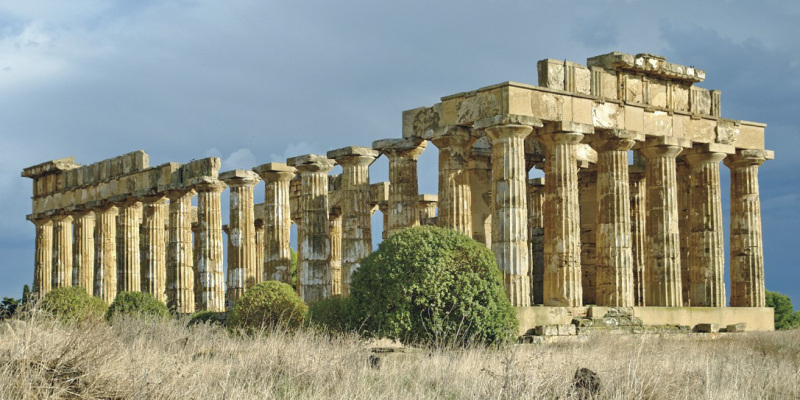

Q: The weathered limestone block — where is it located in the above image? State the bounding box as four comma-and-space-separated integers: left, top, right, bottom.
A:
328, 146, 379, 295
93, 205, 118, 304
194, 179, 226, 312
587, 129, 643, 307
254, 163, 295, 285
329, 212, 342, 296
638, 136, 691, 307
369, 182, 390, 240
141, 196, 168, 302
117, 200, 142, 293
418, 194, 438, 224
537, 59, 591, 95
684, 143, 734, 307
167, 190, 195, 313
726, 322, 746, 333
402, 105, 441, 139
467, 137, 492, 247
372, 138, 427, 237
32, 217, 53, 296
72, 211, 95, 293
288, 154, 335, 303
578, 167, 597, 305
424, 125, 476, 235
475, 114, 543, 307
221, 170, 260, 309
537, 121, 593, 307
694, 323, 719, 333
629, 154, 647, 306
725, 149, 770, 307
527, 178, 545, 305
51, 214, 74, 289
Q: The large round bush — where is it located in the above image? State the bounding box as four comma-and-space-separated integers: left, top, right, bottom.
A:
106, 291, 169, 321
227, 281, 308, 333
350, 226, 517, 346
40, 287, 107, 322
307, 295, 354, 333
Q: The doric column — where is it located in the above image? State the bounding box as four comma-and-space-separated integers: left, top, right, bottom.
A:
638, 136, 690, 307
254, 218, 265, 284
537, 121, 593, 307
378, 202, 389, 239
194, 179, 227, 312
73, 211, 95, 293
418, 194, 438, 223
254, 163, 296, 284
288, 154, 335, 302
51, 214, 74, 289
676, 159, 692, 304
467, 137, 493, 247
425, 125, 476, 235
220, 170, 260, 308
684, 143, 734, 307
372, 138, 427, 237
587, 129, 643, 307
724, 149, 771, 307
32, 217, 53, 296
93, 205, 118, 304
117, 200, 143, 293
527, 178, 545, 305
166, 189, 195, 314
141, 196, 168, 302
578, 166, 597, 305
476, 114, 543, 307
629, 153, 647, 306
328, 146, 379, 295
329, 212, 342, 296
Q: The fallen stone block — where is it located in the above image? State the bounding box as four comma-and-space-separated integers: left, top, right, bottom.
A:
535, 325, 559, 336
726, 323, 747, 333
558, 324, 577, 336
694, 323, 720, 333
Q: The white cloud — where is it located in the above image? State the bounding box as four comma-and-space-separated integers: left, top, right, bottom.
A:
222, 148, 257, 171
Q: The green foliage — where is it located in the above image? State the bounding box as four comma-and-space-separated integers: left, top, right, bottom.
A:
0, 297, 20, 320
227, 281, 308, 333
307, 296, 355, 333
106, 291, 170, 321
291, 248, 298, 290
350, 226, 518, 346
766, 290, 800, 330
188, 311, 227, 326
21, 285, 31, 307
40, 287, 107, 322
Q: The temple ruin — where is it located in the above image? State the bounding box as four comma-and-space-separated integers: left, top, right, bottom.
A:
22, 51, 775, 331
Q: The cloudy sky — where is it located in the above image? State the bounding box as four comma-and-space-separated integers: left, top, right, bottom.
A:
1, 1, 798, 304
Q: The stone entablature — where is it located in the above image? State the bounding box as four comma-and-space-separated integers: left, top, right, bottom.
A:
22, 51, 775, 329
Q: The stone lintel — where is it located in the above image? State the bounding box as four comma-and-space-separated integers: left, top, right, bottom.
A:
422, 124, 474, 141
683, 143, 736, 156
540, 121, 595, 136
592, 128, 645, 142
327, 146, 380, 160
369, 182, 389, 204
21, 157, 79, 178
177, 157, 220, 186
635, 136, 692, 150
587, 51, 705, 84
287, 154, 335, 170
402, 104, 441, 138
253, 162, 295, 174
418, 194, 438, 203
528, 177, 545, 186
219, 169, 260, 186
474, 114, 543, 131
372, 137, 426, 153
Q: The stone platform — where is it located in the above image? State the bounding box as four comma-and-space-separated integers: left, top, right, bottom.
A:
515, 306, 775, 335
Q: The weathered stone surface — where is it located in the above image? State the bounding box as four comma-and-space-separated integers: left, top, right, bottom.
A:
726, 322, 746, 333
254, 163, 295, 285
194, 180, 226, 312
694, 323, 719, 333
72, 211, 95, 294
426, 125, 476, 235
141, 196, 168, 302
51, 214, 73, 289
467, 137, 492, 247
167, 190, 195, 313
220, 170, 260, 309
373, 138, 427, 237
117, 200, 142, 293
32, 217, 53, 296
528, 178, 545, 305
329, 213, 342, 295
93, 205, 118, 304
629, 155, 647, 306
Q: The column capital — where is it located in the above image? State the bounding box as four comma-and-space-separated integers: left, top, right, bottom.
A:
192, 177, 227, 193
636, 136, 691, 159
327, 146, 380, 166
586, 128, 644, 152
724, 148, 773, 168
140, 194, 169, 206
372, 137, 427, 160
683, 143, 735, 166
423, 125, 476, 151
474, 114, 543, 131
254, 162, 296, 183
166, 188, 197, 200
287, 154, 336, 174
220, 169, 261, 187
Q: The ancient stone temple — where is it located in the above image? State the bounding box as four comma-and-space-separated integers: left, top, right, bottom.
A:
22, 51, 775, 331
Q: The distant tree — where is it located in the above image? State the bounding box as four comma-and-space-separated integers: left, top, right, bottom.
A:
291, 248, 297, 290
0, 297, 20, 320
21, 285, 31, 306
766, 290, 800, 330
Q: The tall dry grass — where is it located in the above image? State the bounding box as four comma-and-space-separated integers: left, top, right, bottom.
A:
0, 310, 798, 399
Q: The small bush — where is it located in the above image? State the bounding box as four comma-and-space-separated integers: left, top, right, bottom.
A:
307, 296, 355, 333
350, 226, 518, 346
766, 290, 800, 330
106, 291, 169, 321
40, 287, 107, 322
227, 281, 308, 333
188, 311, 227, 326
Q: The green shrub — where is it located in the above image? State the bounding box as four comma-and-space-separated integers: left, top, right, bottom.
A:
766, 290, 800, 330
106, 291, 169, 321
350, 226, 517, 346
227, 281, 308, 333
188, 311, 227, 326
40, 287, 107, 322
307, 296, 355, 333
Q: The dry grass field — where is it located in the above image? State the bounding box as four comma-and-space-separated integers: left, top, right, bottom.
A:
0, 312, 798, 399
